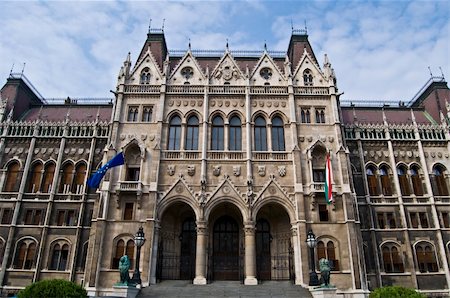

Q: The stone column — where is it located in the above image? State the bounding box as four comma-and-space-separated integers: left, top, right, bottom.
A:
193, 221, 208, 285
244, 222, 257, 285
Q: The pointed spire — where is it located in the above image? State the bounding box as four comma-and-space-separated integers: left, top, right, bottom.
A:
264, 41, 267, 52
428, 66, 433, 77
188, 38, 191, 51
148, 18, 152, 33
162, 18, 165, 32
65, 107, 71, 122
7, 106, 14, 122
96, 106, 101, 122
410, 108, 417, 124
382, 107, 387, 124
226, 38, 229, 51
324, 53, 330, 66
126, 52, 131, 63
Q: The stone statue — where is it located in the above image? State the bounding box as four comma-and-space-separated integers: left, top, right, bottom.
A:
119, 255, 131, 284
319, 258, 331, 287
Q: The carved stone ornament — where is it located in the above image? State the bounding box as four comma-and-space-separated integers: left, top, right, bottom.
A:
233, 166, 241, 177
278, 166, 286, 177
187, 165, 196, 176
167, 165, 175, 176
213, 165, 221, 176
258, 166, 266, 177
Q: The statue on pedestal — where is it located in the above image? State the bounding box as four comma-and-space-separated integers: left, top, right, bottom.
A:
319, 258, 332, 287
119, 255, 132, 285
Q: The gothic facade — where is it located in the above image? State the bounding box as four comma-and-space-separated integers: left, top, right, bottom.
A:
0, 29, 448, 297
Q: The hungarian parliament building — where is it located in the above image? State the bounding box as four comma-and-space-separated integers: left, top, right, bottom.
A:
0, 28, 449, 297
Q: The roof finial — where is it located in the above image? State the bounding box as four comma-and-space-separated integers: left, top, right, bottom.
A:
264, 40, 267, 51
148, 18, 152, 33
21, 62, 26, 76
9, 63, 14, 76
291, 19, 294, 32
188, 38, 191, 50
439, 66, 445, 79
304, 20, 308, 34
162, 18, 165, 31
428, 66, 433, 77
226, 38, 229, 51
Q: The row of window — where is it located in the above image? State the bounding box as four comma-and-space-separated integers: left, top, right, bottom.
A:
127, 105, 153, 122
300, 108, 326, 124
139, 66, 316, 86
381, 242, 441, 273
373, 211, 449, 229
2, 239, 88, 271
0, 208, 92, 227
366, 164, 448, 197
3, 160, 87, 194
168, 114, 285, 151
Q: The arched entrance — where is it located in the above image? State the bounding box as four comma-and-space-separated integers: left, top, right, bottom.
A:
256, 202, 293, 281
157, 202, 196, 281
212, 216, 240, 280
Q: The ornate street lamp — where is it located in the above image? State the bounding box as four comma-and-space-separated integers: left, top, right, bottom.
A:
306, 230, 320, 286
132, 226, 146, 285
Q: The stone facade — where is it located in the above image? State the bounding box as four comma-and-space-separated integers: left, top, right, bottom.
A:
0, 29, 448, 297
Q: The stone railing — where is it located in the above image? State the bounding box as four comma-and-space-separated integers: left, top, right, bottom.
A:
294, 87, 329, 95
124, 85, 160, 93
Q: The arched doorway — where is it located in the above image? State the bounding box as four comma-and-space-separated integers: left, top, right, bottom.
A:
256, 219, 271, 280
157, 202, 196, 281
212, 215, 240, 280
180, 217, 196, 279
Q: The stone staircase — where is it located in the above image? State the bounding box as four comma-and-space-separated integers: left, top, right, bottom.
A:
137, 280, 313, 298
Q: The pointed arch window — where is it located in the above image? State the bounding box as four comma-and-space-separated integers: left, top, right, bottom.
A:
140, 67, 151, 84
379, 166, 392, 195
211, 116, 224, 150
271, 116, 285, 151
112, 239, 125, 269
49, 243, 69, 271
301, 109, 311, 123
126, 240, 135, 269
27, 162, 43, 193
0, 239, 4, 266
416, 243, 438, 272
382, 244, 404, 273
59, 163, 74, 193
316, 240, 339, 271
127, 106, 139, 122
41, 162, 55, 193
432, 165, 448, 196
73, 163, 86, 194
397, 166, 410, 196
366, 166, 379, 196
185, 115, 199, 150
254, 116, 267, 151
142, 106, 153, 122
14, 240, 36, 269
410, 166, 423, 196
315, 109, 325, 123
168, 115, 182, 150
303, 69, 313, 86
229, 116, 242, 151
4, 161, 20, 192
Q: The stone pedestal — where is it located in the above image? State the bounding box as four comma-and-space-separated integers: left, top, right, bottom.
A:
111, 285, 140, 298
310, 287, 337, 298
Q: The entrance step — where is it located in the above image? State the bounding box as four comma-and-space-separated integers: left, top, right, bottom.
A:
137, 280, 313, 297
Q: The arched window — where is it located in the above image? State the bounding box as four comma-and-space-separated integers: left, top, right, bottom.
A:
14, 240, 36, 269
303, 69, 313, 86
379, 166, 392, 195
410, 166, 424, 196
168, 115, 182, 150
127, 107, 139, 122
73, 163, 86, 194
315, 109, 325, 123
432, 165, 448, 196
27, 162, 43, 193
416, 243, 438, 272
140, 67, 151, 84
49, 243, 69, 271
301, 109, 311, 123
142, 106, 152, 122
59, 163, 74, 193
185, 115, 199, 150
271, 116, 285, 151
211, 116, 224, 150
0, 239, 4, 266
382, 244, 404, 273
397, 165, 410, 196
366, 166, 379, 196
126, 240, 135, 269
4, 161, 20, 192
229, 116, 242, 151
112, 239, 125, 269
254, 116, 267, 151
316, 240, 339, 271
41, 162, 55, 193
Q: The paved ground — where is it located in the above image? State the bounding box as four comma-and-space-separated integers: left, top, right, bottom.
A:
137, 280, 313, 298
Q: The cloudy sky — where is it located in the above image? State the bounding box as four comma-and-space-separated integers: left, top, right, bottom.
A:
0, 1, 448, 102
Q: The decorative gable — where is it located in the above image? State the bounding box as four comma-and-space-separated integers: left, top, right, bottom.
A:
253, 175, 294, 206
168, 51, 206, 85
292, 50, 328, 87
210, 52, 245, 85
129, 48, 163, 85
207, 175, 243, 204
158, 175, 196, 202
250, 52, 286, 86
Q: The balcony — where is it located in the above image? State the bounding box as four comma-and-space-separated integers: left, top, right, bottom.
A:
118, 181, 143, 193
250, 86, 288, 95
293, 86, 330, 95
209, 86, 245, 94
252, 152, 290, 160
124, 85, 160, 94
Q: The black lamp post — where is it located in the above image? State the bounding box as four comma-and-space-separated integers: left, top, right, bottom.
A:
306, 230, 320, 286
132, 226, 146, 285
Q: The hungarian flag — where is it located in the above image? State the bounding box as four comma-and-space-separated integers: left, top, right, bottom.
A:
325, 152, 333, 204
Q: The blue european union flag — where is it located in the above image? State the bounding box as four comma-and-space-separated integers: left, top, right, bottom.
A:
87, 152, 125, 189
